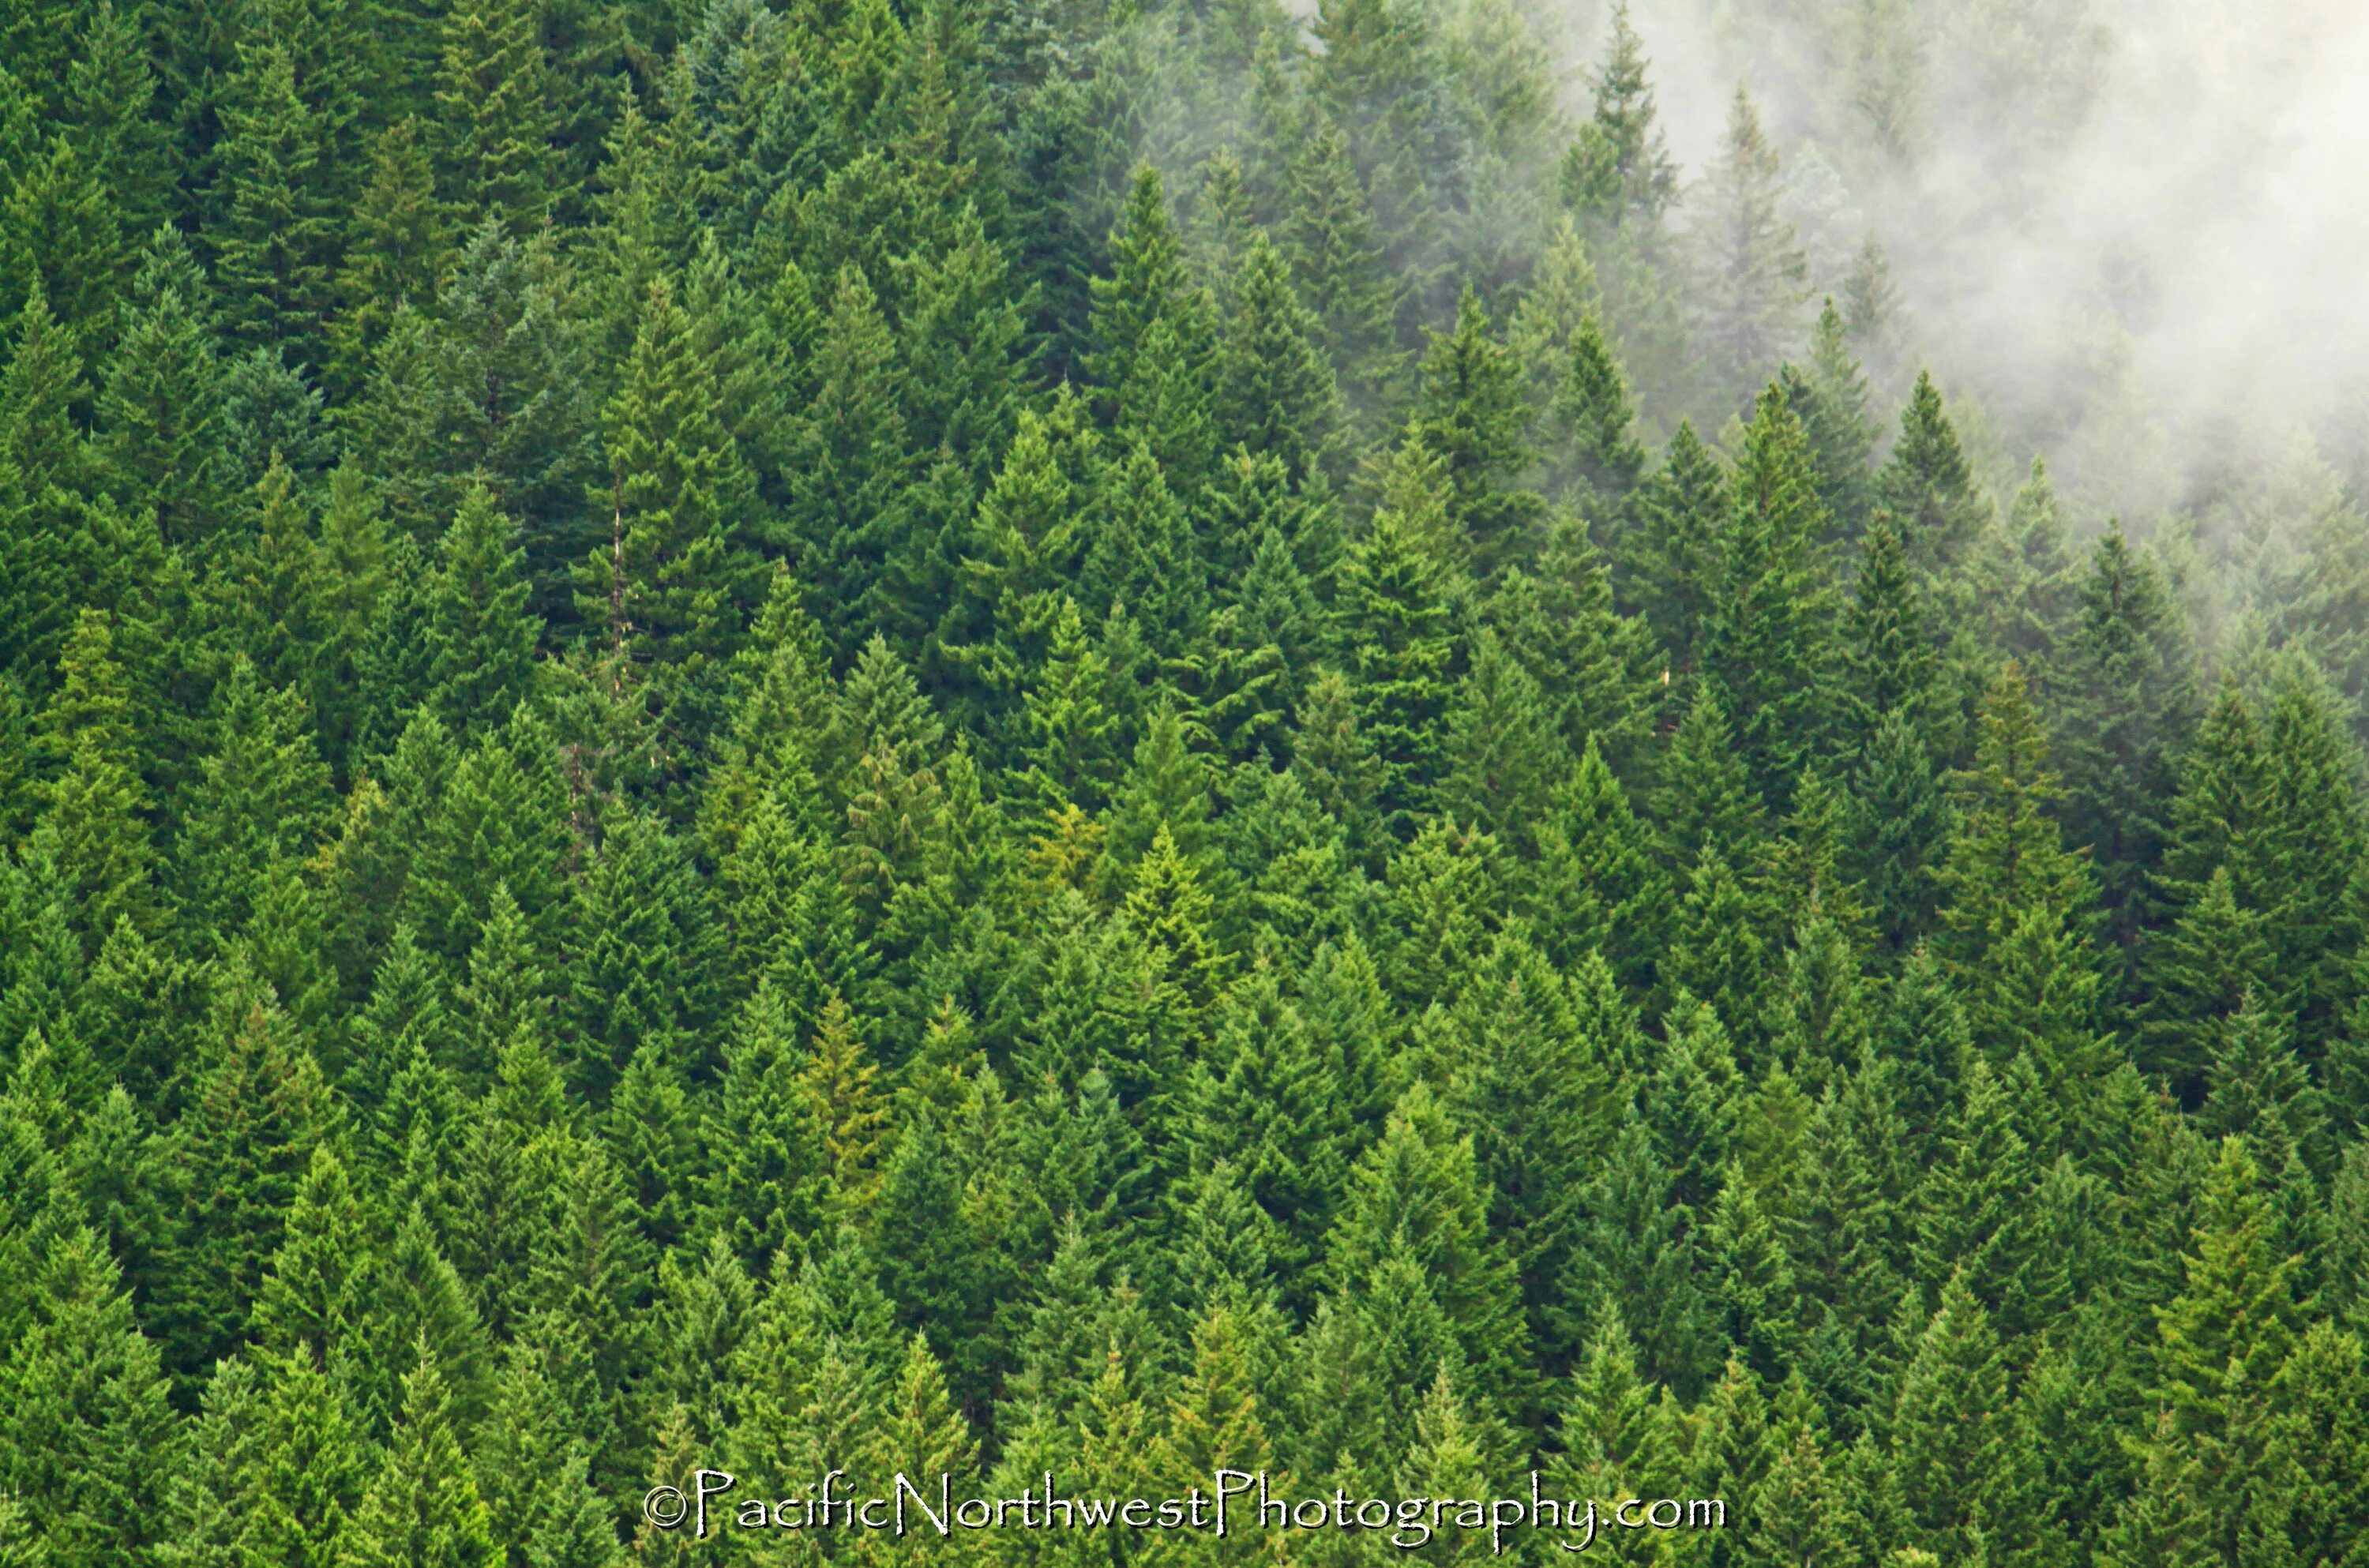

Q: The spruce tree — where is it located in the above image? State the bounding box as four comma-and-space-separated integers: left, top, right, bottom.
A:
1550, 312, 1646, 519
2056, 525, 2198, 940
212, 41, 340, 365
32, 610, 157, 957
1936, 663, 2098, 1058
1875, 371, 1988, 591
1559, 3, 1678, 231
98, 224, 227, 547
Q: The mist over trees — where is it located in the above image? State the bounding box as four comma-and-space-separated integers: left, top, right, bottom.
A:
2, 0, 2367, 1563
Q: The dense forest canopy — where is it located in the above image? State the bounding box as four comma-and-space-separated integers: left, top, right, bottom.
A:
2, 0, 2367, 1562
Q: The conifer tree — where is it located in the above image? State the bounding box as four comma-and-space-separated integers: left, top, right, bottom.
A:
787, 263, 914, 656
1410, 285, 1541, 573
1281, 114, 1401, 419
1088, 166, 1220, 459
422, 486, 539, 741
1624, 422, 1727, 681
1219, 229, 1346, 486
432, 0, 558, 227
99, 224, 227, 546
1790, 298, 1880, 537
169, 657, 335, 950
0, 291, 92, 685
2139, 1138, 2305, 1562
1876, 371, 1988, 590
212, 42, 340, 364
1693, 89, 1804, 402
0, 1229, 178, 1568
580, 277, 763, 756
1704, 381, 1838, 804
1436, 628, 1565, 844
325, 118, 453, 399
1334, 443, 1459, 826
32, 611, 156, 956
798, 991, 891, 1225
1560, 4, 1678, 231
704, 983, 822, 1275
1937, 663, 2098, 1054
1889, 1273, 2033, 1564
1551, 312, 1646, 519
336, 1344, 503, 1568
2056, 525, 2198, 938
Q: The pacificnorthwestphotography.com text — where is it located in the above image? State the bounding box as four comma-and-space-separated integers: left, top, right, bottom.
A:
640, 1468, 1729, 1552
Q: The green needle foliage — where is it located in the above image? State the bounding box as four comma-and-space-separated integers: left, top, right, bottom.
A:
0, 3, 2361, 1561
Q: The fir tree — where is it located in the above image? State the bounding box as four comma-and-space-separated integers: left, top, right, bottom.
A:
336, 1343, 503, 1568
432, 0, 558, 227
422, 486, 539, 741
1334, 443, 1459, 826
1693, 89, 1804, 403
0, 1229, 178, 1568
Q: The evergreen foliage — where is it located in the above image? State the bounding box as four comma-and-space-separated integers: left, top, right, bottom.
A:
0, 6, 2356, 1560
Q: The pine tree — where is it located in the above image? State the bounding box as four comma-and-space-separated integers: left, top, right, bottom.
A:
565, 804, 721, 1097
1976, 456, 2082, 685
1847, 710, 1952, 960
1079, 433, 1208, 657
0, 133, 122, 352
1436, 628, 1565, 845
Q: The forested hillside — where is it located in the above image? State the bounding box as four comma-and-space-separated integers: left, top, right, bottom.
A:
2, 0, 2367, 1562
